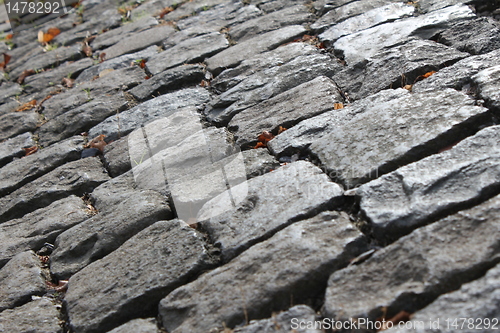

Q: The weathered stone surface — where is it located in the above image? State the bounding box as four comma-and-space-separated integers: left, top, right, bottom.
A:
100, 25, 176, 60
197, 161, 344, 261
0, 82, 22, 106
50, 189, 172, 279
318, 3, 415, 43
206, 25, 306, 75
88, 88, 210, 141
206, 43, 344, 125
102, 138, 130, 177
160, 211, 367, 332
0, 132, 34, 168
307, 88, 491, 188
358, 125, 500, 242
412, 49, 500, 93
0, 157, 110, 223
65, 220, 215, 333
241, 148, 280, 179
0, 136, 84, 197
146, 32, 228, 75
417, 0, 473, 13
234, 305, 322, 333
0, 196, 89, 268
130, 64, 205, 101
0, 112, 39, 142
0, 251, 47, 311
89, 170, 142, 209
0, 297, 62, 333
322, 194, 500, 328
333, 4, 474, 65
433, 17, 500, 55
228, 76, 343, 148
162, 0, 229, 21
229, 5, 313, 42
385, 262, 500, 333
333, 37, 468, 100
473, 65, 500, 110
107, 318, 159, 333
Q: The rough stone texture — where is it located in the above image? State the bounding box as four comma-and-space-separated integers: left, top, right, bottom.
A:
472, 65, 500, 110
65, 220, 216, 333
0, 196, 89, 268
229, 76, 344, 148
88, 88, 210, 141
0, 136, 84, 197
385, 262, 500, 333
160, 211, 367, 332
129, 64, 205, 101
358, 125, 500, 242
146, 32, 229, 75
0, 297, 63, 333
333, 37, 469, 100
0, 132, 34, 168
0, 251, 47, 311
241, 148, 280, 179
0, 157, 110, 223
198, 161, 344, 261
107, 318, 159, 333
102, 138, 131, 177
50, 190, 172, 279
233, 305, 323, 333
206, 25, 307, 75
0, 112, 39, 142
308, 88, 492, 187
322, 194, 500, 328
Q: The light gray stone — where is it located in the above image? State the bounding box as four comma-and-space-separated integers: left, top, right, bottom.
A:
472, 65, 500, 110
0, 195, 89, 268
161, 0, 229, 21
146, 32, 229, 75
198, 161, 344, 261
240, 148, 280, 179
0, 297, 62, 333
322, 194, 500, 329
50, 189, 172, 279
228, 76, 344, 148
0, 132, 34, 168
0, 251, 47, 311
358, 125, 500, 242
107, 318, 159, 333
0, 136, 84, 197
65, 220, 216, 333
0, 157, 110, 223
206, 25, 306, 75
0, 112, 39, 142
160, 211, 367, 332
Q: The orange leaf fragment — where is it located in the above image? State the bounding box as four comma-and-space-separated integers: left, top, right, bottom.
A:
38, 27, 60, 43
278, 126, 287, 134
422, 70, 436, 79
334, 102, 344, 110
5, 33, 13, 40
257, 131, 274, 143
46, 280, 69, 292
23, 146, 38, 156
82, 43, 92, 57
253, 142, 267, 149
0, 53, 11, 71
17, 69, 36, 84
379, 311, 412, 331
62, 77, 75, 88
139, 59, 146, 68
15, 99, 37, 112
158, 6, 174, 18
99, 52, 106, 63
85, 134, 107, 152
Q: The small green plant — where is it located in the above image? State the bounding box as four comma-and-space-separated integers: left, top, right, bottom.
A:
83, 88, 92, 101
44, 43, 58, 51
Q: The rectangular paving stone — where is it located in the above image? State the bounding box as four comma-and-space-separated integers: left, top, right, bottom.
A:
0, 132, 34, 168
228, 76, 344, 148
64, 220, 216, 333
358, 125, 500, 242
322, 193, 500, 329
198, 160, 344, 262
0, 157, 110, 223
0, 112, 39, 142
159, 211, 368, 333
0, 297, 63, 333
473, 64, 500, 111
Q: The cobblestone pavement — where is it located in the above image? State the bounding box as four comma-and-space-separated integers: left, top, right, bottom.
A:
0, 0, 499, 332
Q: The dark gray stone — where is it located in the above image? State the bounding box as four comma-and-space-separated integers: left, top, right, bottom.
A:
0, 251, 47, 311
107, 318, 159, 333
0, 157, 110, 223
206, 43, 344, 125
385, 262, 500, 333
358, 125, 500, 242
161, 0, 229, 21
307, 88, 491, 188
234, 305, 322, 333
0, 82, 23, 106
0, 132, 34, 168
473, 65, 500, 110
0, 195, 89, 268
65, 220, 216, 333
333, 5, 474, 65
129, 64, 205, 101
206, 25, 306, 75
88, 88, 210, 141
197, 161, 344, 261
0, 112, 39, 142
50, 189, 172, 279
0, 297, 63, 333
90, 170, 142, 210
0, 136, 84, 197
146, 32, 229, 75
334, 37, 468, 101
229, 5, 313, 42
240, 148, 280, 179
228, 76, 344, 148
102, 138, 131, 177
322, 194, 500, 329
160, 211, 367, 332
